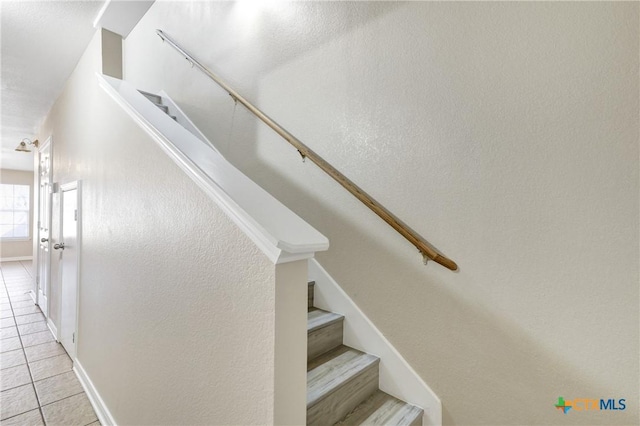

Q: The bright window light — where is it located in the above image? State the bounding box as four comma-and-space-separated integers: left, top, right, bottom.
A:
0, 184, 30, 239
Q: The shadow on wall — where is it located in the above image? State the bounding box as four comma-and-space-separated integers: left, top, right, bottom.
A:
245, 158, 633, 426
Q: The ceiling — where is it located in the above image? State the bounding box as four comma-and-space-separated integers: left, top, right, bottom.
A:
1, 1, 105, 172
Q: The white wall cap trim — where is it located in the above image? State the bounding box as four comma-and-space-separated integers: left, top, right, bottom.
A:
97, 74, 329, 264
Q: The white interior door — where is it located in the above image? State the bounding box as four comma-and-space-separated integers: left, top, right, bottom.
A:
58, 182, 80, 359
37, 138, 52, 315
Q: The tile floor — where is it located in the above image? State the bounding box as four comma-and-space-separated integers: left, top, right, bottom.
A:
0, 261, 99, 426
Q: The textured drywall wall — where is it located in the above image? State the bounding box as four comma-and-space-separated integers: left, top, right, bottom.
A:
0, 169, 35, 259
37, 30, 280, 425
124, 2, 639, 424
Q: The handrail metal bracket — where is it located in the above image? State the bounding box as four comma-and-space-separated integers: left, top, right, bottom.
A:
297, 150, 307, 162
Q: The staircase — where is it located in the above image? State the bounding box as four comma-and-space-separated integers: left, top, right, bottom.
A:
307, 282, 423, 426
139, 90, 177, 121
135, 86, 425, 425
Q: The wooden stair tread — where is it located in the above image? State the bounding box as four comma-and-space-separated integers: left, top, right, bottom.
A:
307, 346, 379, 407
308, 308, 344, 332
336, 390, 423, 426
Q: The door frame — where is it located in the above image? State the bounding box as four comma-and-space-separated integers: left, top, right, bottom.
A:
35, 136, 52, 316
57, 180, 82, 359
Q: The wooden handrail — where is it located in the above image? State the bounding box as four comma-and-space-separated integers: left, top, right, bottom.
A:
156, 29, 457, 271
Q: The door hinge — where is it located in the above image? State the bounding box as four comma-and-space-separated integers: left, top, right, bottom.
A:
72, 333, 75, 343
74, 209, 77, 221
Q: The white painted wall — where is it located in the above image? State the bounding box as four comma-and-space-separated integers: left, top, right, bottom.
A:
0, 169, 35, 259
124, 2, 639, 424
36, 29, 306, 425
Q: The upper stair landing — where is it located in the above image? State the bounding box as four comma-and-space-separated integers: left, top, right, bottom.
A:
98, 73, 329, 264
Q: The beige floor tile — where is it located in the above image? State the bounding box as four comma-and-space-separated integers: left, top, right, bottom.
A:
6, 280, 29, 286
18, 321, 49, 336
1, 317, 16, 328
8, 294, 32, 303
42, 393, 97, 426
0, 310, 13, 319
12, 306, 41, 317
0, 364, 32, 391
29, 354, 72, 381
15, 313, 45, 326
21, 331, 54, 348
4, 291, 31, 297
7, 289, 30, 296
0, 408, 44, 426
34, 371, 84, 406
0, 383, 39, 420
0, 349, 26, 369
24, 342, 66, 363
5, 287, 31, 294
4, 278, 32, 283
10, 300, 36, 309
0, 337, 22, 353
7, 292, 30, 299
0, 327, 18, 340
10, 287, 32, 292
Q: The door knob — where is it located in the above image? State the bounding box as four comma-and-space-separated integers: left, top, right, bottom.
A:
53, 243, 65, 250
41, 238, 48, 243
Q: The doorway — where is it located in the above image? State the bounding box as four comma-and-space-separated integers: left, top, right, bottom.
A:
57, 181, 81, 359
36, 137, 52, 317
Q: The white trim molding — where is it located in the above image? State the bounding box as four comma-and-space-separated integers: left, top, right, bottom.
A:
74, 360, 117, 426
309, 259, 443, 426
47, 318, 58, 341
97, 74, 329, 265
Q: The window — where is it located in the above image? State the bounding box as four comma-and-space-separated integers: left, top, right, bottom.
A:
0, 184, 30, 239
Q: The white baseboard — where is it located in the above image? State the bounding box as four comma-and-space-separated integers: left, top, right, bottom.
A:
47, 318, 58, 341
309, 259, 442, 426
74, 360, 116, 426
0, 256, 33, 262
